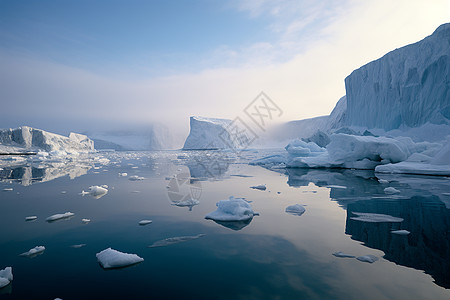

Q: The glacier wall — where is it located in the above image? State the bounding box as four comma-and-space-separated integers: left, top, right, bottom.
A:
345, 23, 450, 130
0, 126, 94, 152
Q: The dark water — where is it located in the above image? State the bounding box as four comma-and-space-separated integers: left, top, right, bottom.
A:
0, 151, 450, 299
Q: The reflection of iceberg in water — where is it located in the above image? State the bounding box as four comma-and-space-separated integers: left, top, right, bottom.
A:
211, 218, 253, 231
186, 152, 233, 180
345, 195, 450, 289
284, 168, 450, 288
0, 163, 92, 186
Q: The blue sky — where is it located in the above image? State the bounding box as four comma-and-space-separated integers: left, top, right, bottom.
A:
0, 0, 448, 143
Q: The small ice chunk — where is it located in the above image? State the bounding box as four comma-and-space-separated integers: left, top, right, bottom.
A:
2, 188, 13, 192
61, 191, 67, 194
441, 192, 450, 196
46, 212, 75, 222
172, 199, 200, 207
88, 186, 108, 196
119, 172, 128, 177
0, 267, 13, 288
20, 246, 45, 257
378, 179, 389, 184
356, 255, 379, 263
82, 219, 91, 224
129, 175, 145, 181
205, 196, 258, 221
391, 229, 410, 235
70, 244, 86, 248
96, 248, 144, 269
25, 216, 38, 221
131, 191, 141, 193
138, 220, 152, 226
148, 234, 205, 248
326, 185, 347, 189
285, 204, 306, 216
250, 184, 266, 191
351, 212, 403, 223
332, 251, 355, 258
384, 187, 400, 194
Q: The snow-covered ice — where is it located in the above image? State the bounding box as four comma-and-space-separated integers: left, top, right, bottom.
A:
391, 230, 410, 235
384, 187, 400, 194
119, 172, 128, 177
81, 185, 108, 199
129, 175, 145, 181
20, 246, 45, 257
285, 204, 306, 216
138, 220, 152, 226
46, 212, 75, 222
350, 212, 403, 223
356, 255, 379, 263
82, 219, 91, 224
332, 252, 355, 258
205, 196, 258, 221
0, 267, 13, 289
96, 248, 144, 269
250, 184, 266, 191
148, 234, 205, 248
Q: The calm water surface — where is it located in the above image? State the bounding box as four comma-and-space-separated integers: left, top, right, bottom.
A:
0, 150, 449, 299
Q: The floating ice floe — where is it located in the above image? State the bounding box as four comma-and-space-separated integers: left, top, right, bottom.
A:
350, 212, 403, 223
171, 199, 200, 210
80, 185, 108, 199
378, 179, 389, 184
119, 172, 128, 177
129, 175, 145, 181
20, 246, 45, 257
384, 187, 400, 194
61, 191, 67, 194
82, 219, 91, 224
0, 267, 13, 289
70, 244, 86, 248
2, 188, 13, 192
332, 251, 355, 258
46, 212, 75, 222
205, 196, 259, 222
356, 255, 379, 263
326, 185, 347, 189
250, 184, 266, 191
96, 248, 144, 269
285, 204, 306, 216
138, 220, 152, 226
148, 234, 206, 248
25, 216, 37, 221
391, 229, 410, 235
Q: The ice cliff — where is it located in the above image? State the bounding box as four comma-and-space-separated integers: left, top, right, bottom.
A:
345, 23, 450, 130
0, 126, 94, 153
183, 116, 248, 150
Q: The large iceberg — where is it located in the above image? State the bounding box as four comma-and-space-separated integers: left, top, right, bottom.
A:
0, 126, 94, 153
183, 116, 252, 150
345, 23, 450, 130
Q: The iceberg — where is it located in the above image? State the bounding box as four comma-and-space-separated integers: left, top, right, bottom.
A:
350, 212, 403, 223
384, 187, 400, 194
356, 255, 379, 263
0, 267, 12, 289
96, 248, 144, 269
391, 230, 410, 235
0, 126, 94, 154
345, 23, 450, 130
20, 246, 45, 257
183, 116, 253, 150
250, 184, 266, 191
332, 252, 355, 258
46, 212, 75, 222
138, 220, 152, 226
205, 196, 258, 221
285, 204, 306, 216
148, 234, 205, 248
